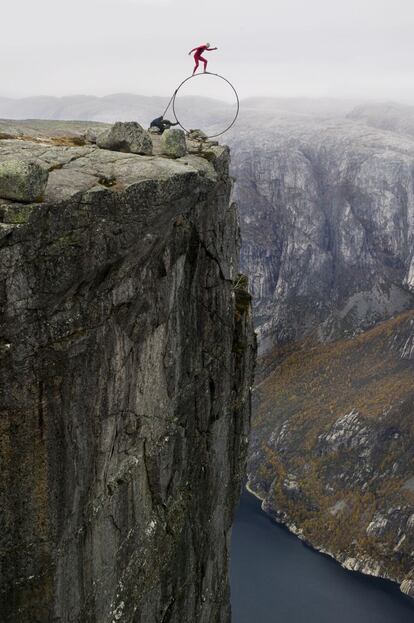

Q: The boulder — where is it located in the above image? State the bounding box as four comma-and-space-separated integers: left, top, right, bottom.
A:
0, 159, 49, 203
96, 121, 153, 155
160, 128, 187, 158
84, 128, 99, 144
188, 129, 207, 140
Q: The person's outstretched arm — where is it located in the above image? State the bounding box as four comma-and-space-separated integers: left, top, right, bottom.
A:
188, 46, 199, 55
207, 47, 218, 51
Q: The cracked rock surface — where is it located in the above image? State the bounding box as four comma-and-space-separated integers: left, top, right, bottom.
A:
0, 121, 256, 622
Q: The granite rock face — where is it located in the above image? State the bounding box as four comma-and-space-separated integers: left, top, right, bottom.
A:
229, 119, 414, 351
0, 159, 48, 202
97, 121, 153, 155
0, 121, 255, 622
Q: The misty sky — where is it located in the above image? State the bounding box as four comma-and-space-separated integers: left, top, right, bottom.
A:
3, 0, 414, 101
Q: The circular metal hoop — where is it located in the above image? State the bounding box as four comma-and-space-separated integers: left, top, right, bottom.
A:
172, 72, 240, 139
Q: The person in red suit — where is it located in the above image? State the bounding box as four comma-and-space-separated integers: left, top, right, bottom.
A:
188, 43, 218, 74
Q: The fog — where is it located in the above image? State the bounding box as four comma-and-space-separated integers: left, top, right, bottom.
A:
3, 0, 414, 101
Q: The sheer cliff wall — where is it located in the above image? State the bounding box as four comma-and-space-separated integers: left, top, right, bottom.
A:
0, 123, 255, 622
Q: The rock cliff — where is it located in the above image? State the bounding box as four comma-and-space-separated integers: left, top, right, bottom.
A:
0, 121, 255, 622
226, 113, 414, 597
229, 118, 414, 351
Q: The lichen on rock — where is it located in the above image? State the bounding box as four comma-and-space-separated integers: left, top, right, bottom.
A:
160, 128, 187, 158
0, 159, 48, 202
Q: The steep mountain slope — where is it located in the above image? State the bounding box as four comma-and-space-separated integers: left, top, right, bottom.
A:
248, 310, 414, 593
226, 111, 414, 596
228, 117, 414, 352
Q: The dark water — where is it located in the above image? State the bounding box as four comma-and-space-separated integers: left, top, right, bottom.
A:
230, 490, 414, 623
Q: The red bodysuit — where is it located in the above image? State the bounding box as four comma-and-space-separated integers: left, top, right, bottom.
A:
189, 44, 216, 74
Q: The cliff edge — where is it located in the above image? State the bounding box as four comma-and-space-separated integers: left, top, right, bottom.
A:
0, 121, 256, 622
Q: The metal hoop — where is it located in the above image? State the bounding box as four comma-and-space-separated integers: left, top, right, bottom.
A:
172, 72, 240, 139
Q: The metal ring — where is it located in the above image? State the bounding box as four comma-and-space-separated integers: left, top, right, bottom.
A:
172, 72, 240, 139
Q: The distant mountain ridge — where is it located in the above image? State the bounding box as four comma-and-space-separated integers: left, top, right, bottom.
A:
348, 101, 414, 139
1, 92, 412, 124
0, 94, 170, 123
0, 93, 236, 130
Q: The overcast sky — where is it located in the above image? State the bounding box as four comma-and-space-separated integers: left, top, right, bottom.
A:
2, 0, 414, 101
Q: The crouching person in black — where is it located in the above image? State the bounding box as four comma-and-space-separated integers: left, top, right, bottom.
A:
150, 116, 179, 134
